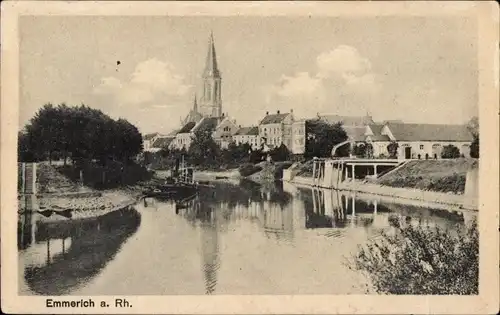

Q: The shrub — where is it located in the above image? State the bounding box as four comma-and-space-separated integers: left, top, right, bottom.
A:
350, 221, 478, 294
238, 163, 262, 177
441, 145, 461, 159
273, 161, 293, 179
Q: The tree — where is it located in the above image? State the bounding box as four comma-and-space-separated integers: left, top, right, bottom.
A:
470, 134, 479, 158
441, 145, 460, 159
187, 129, 220, 167
353, 142, 367, 157
387, 141, 399, 159
20, 103, 144, 165
304, 120, 348, 159
269, 143, 290, 162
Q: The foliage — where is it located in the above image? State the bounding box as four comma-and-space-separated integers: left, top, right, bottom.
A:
304, 119, 348, 158
187, 128, 221, 167
353, 142, 367, 157
238, 163, 263, 177
273, 161, 293, 178
351, 221, 478, 294
387, 141, 399, 159
221, 142, 252, 167
441, 145, 461, 159
470, 134, 479, 158
269, 144, 290, 162
18, 103, 143, 165
249, 149, 265, 163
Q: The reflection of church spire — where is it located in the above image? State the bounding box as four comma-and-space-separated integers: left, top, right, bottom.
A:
200, 207, 220, 295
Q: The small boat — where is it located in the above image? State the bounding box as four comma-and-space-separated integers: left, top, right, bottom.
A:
143, 156, 200, 198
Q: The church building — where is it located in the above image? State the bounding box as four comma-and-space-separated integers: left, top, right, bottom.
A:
172, 32, 236, 150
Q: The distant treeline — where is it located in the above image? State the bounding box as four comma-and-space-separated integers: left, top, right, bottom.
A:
18, 103, 143, 165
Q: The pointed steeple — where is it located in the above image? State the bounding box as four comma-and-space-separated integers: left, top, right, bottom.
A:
203, 31, 220, 78
193, 94, 198, 112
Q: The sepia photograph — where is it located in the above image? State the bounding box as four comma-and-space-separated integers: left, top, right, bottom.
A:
2, 1, 499, 314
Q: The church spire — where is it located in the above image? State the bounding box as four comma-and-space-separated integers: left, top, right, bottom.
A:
203, 31, 220, 78
193, 94, 198, 112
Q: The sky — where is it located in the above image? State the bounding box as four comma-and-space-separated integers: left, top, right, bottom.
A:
19, 15, 478, 134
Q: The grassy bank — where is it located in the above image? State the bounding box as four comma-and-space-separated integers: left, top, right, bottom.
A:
25, 162, 150, 218
377, 159, 478, 194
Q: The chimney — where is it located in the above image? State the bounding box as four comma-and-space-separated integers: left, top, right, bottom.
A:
266, 111, 269, 115
277, 110, 280, 114
290, 109, 293, 113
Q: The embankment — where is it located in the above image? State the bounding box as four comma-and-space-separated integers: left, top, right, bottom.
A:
289, 159, 479, 210
21, 163, 146, 220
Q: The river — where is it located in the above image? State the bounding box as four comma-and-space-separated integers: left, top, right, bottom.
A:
18, 179, 476, 295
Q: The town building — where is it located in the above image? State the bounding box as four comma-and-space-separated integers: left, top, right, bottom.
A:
233, 126, 260, 150
170, 117, 221, 151
143, 133, 175, 153
212, 115, 239, 149
365, 122, 474, 159
258, 110, 294, 150
291, 119, 306, 156
143, 133, 159, 151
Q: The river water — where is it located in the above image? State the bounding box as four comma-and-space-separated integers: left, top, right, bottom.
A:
18, 180, 476, 295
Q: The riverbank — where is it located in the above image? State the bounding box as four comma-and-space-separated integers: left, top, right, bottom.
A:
20, 163, 148, 221
290, 176, 476, 210
288, 159, 478, 210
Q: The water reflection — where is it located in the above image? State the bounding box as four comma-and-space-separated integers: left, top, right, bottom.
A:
19, 179, 475, 295
19, 204, 141, 295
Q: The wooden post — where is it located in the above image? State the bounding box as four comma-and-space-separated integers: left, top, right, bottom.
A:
352, 165, 356, 180
374, 164, 378, 178
312, 160, 316, 185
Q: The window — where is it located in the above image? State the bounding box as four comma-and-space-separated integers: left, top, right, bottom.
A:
420, 145, 424, 150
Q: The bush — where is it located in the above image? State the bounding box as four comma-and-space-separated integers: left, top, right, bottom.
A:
441, 145, 461, 159
273, 161, 293, 179
351, 221, 478, 294
238, 163, 262, 177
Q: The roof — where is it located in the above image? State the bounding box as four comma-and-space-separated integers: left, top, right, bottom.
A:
143, 133, 158, 140
385, 123, 474, 142
344, 126, 367, 142
182, 110, 203, 125
192, 117, 219, 133
319, 114, 374, 127
367, 135, 391, 141
235, 126, 259, 136
152, 137, 174, 148
367, 124, 384, 135
167, 129, 179, 136
178, 121, 196, 134
260, 113, 290, 124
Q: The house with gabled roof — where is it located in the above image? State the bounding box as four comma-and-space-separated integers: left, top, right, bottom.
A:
212, 115, 239, 149
365, 122, 474, 159
233, 126, 260, 150
143, 132, 159, 151
258, 110, 294, 150
170, 117, 222, 151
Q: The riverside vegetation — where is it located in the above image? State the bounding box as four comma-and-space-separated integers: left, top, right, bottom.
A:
350, 220, 478, 294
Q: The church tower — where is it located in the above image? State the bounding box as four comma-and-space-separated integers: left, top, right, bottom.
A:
200, 32, 222, 118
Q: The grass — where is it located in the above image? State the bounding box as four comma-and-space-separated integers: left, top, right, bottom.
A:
377, 158, 478, 194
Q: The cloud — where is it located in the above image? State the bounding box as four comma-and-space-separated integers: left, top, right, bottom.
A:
275, 72, 323, 98
93, 58, 192, 107
266, 45, 380, 116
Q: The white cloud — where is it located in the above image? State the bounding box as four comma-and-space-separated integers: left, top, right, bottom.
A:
93, 58, 192, 107
266, 45, 380, 116
275, 72, 323, 97
316, 45, 372, 80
